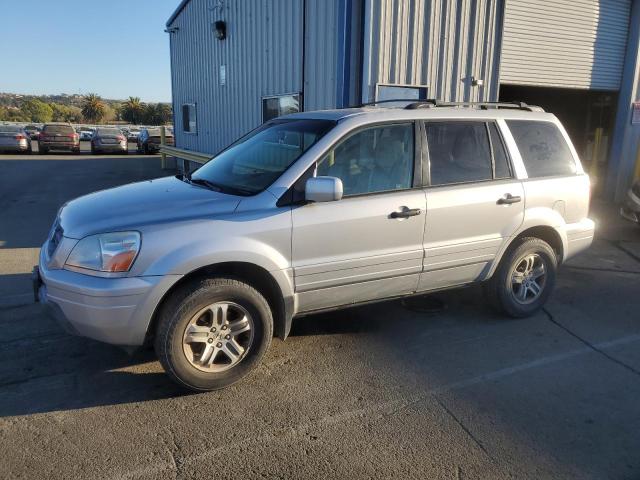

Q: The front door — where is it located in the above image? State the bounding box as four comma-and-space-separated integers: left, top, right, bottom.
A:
419, 120, 525, 290
291, 122, 427, 312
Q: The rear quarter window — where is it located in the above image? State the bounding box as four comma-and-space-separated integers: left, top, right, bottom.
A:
506, 120, 577, 178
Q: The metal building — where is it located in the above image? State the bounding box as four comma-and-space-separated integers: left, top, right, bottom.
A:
166, 0, 640, 199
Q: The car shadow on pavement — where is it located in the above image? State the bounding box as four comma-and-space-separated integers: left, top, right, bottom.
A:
0, 302, 190, 418
0, 286, 494, 418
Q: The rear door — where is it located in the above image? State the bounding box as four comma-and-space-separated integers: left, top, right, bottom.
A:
291, 122, 427, 312
419, 120, 525, 291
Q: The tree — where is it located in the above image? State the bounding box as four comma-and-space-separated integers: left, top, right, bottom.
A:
102, 104, 117, 123
81, 93, 105, 123
120, 96, 145, 125
142, 103, 172, 125
20, 99, 53, 122
50, 103, 82, 123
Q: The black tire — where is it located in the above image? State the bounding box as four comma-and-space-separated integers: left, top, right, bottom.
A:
154, 277, 273, 391
486, 237, 557, 318
91, 145, 97, 155
143, 143, 149, 155
39, 146, 48, 155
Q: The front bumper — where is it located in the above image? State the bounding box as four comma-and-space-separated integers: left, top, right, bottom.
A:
35, 246, 181, 346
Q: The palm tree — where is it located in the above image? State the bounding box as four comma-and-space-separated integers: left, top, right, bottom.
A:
121, 96, 145, 125
81, 93, 105, 123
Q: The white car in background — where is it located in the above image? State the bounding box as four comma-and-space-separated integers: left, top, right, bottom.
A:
79, 129, 95, 141
127, 128, 141, 142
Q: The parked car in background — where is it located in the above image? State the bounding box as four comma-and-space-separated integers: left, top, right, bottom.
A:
24, 125, 41, 140
0, 125, 32, 154
137, 127, 174, 154
79, 128, 95, 141
90, 127, 128, 154
620, 180, 640, 226
127, 128, 141, 142
35, 101, 595, 391
38, 123, 80, 154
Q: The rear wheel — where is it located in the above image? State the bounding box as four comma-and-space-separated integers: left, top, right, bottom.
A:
154, 277, 273, 391
39, 146, 48, 155
486, 237, 557, 317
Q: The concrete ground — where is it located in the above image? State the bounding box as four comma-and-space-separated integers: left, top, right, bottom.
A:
0, 150, 639, 479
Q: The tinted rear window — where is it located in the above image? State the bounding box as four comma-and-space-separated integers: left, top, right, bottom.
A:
0, 126, 21, 133
506, 120, 576, 178
96, 128, 121, 136
43, 125, 74, 134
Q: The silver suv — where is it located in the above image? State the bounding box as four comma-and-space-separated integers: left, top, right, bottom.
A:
34, 101, 595, 391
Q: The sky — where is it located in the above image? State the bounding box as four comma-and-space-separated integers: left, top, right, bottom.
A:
0, 0, 178, 102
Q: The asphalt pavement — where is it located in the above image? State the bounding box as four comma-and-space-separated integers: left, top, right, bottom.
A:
0, 148, 639, 479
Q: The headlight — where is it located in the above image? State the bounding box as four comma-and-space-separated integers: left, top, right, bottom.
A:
65, 231, 141, 273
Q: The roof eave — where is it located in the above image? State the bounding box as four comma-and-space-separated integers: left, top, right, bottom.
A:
166, 0, 191, 27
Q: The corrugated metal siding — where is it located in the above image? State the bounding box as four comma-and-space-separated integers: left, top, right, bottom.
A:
501, 0, 631, 90
361, 0, 504, 103
304, 0, 339, 110
170, 0, 303, 154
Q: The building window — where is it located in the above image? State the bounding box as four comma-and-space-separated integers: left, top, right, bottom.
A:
182, 103, 197, 133
262, 94, 301, 122
376, 84, 428, 104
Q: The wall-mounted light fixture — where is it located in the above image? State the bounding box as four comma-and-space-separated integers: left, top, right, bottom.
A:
213, 20, 226, 40
164, 26, 179, 34
471, 76, 484, 87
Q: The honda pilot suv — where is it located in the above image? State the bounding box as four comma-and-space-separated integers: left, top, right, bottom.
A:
34, 101, 595, 391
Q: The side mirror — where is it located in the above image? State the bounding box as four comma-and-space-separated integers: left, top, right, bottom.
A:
305, 176, 343, 203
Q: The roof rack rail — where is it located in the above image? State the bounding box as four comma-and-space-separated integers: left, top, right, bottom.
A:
357, 98, 437, 108
405, 100, 544, 112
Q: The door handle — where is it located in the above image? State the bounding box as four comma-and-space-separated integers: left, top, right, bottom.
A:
497, 193, 521, 205
390, 207, 422, 219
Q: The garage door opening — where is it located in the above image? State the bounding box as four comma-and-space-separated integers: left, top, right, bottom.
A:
500, 84, 618, 193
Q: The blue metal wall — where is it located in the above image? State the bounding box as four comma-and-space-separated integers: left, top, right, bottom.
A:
169, 0, 341, 155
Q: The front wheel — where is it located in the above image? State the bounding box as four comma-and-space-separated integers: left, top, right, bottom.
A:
486, 237, 557, 317
154, 278, 273, 391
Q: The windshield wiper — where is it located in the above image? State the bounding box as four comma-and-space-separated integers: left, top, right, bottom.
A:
188, 176, 254, 196
189, 177, 223, 192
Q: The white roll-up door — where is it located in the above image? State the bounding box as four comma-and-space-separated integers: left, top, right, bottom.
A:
501, 0, 631, 90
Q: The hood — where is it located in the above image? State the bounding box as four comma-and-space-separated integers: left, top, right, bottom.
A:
59, 176, 241, 238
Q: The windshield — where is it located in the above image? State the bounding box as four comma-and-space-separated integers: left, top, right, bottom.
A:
96, 128, 121, 136
191, 119, 334, 195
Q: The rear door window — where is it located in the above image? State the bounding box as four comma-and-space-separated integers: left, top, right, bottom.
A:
425, 122, 492, 186
506, 120, 576, 178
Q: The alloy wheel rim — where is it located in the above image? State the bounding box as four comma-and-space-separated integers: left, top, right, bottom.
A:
510, 253, 546, 305
182, 302, 254, 372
